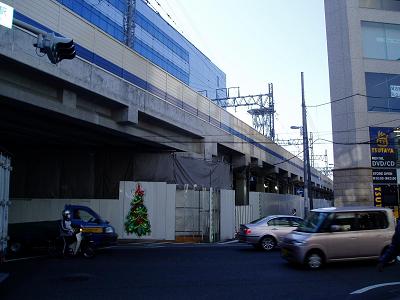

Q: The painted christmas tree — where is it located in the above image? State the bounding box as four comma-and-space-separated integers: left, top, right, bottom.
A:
124, 184, 151, 237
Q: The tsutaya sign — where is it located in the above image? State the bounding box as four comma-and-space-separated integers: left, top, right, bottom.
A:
369, 127, 396, 168
0, 1, 13, 29
370, 127, 399, 217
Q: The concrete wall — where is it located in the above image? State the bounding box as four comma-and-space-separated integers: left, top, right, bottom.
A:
255, 192, 332, 219
175, 189, 209, 239
9, 181, 177, 240
9, 198, 120, 224
119, 181, 176, 240
220, 190, 235, 240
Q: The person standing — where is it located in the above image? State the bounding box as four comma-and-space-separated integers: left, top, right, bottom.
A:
377, 219, 400, 271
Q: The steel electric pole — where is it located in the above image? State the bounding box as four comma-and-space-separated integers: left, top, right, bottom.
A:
301, 72, 313, 215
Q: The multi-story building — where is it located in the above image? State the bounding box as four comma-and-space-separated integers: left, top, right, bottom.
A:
325, 0, 400, 215
52, 0, 226, 98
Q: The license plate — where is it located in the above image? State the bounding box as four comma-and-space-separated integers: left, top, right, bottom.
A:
81, 227, 103, 233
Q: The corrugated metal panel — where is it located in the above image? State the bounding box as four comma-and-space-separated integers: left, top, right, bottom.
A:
183, 86, 197, 107
231, 117, 238, 130
209, 102, 220, 122
220, 110, 230, 126
243, 122, 252, 137
236, 120, 244, 135
166, 75, 182, 101
197, 96, 209, 116
15, 0, 60, 31
123, 49, 147, 81
147, 64, 167, 91
59, 9, 95, 52
94, 30, 124, 67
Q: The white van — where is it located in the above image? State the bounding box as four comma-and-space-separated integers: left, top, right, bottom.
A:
280, 206, 395, 269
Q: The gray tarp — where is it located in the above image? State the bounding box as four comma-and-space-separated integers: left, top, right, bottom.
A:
133, 153, 231, 189
11, 150, 231, 199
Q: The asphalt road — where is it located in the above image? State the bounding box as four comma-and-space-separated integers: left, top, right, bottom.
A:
1, 241, 400, 300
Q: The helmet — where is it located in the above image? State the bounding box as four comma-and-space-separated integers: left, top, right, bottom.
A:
62, 209, 71, 220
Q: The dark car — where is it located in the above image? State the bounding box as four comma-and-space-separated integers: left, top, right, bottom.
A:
64, 205, 118, 248
8, 205, 118, 255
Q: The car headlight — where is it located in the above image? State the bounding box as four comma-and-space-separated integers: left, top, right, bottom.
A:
105, 226, 114, 233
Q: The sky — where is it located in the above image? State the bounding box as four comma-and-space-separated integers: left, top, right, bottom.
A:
147, 0, 333, 174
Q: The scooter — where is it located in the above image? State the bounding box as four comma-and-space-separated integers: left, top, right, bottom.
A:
49, 227, 95, 258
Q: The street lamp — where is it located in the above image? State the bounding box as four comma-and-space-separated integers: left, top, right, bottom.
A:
290, 72, 313, 217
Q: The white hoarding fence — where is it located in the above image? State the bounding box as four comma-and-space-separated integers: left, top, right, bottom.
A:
0, 1, 14, 29
0, 154, 11, 260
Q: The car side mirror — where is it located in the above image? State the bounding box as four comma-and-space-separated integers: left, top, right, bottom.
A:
330, 225, 341, 232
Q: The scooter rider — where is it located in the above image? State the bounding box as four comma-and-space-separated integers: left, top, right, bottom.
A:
60, 209, 82, 255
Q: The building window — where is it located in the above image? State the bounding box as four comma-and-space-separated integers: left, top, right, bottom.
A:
366, 72, 400, 112
362, 21, 400, 60
360, 0, 400, 11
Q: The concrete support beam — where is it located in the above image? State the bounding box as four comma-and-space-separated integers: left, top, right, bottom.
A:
251, 157, 263, 168
203, 138, 218, 160
62, 89, 77, 109
232, 154, 250, 169
265, 166, 279, 175
113, 106, 138, 125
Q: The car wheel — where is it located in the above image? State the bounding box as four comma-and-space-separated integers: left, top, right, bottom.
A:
82, 246, 95, 259
260, 236, 276, 251
305, 251, 324, 270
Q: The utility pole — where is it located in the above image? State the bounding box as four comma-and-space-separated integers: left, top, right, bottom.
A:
301, 72, 313, 216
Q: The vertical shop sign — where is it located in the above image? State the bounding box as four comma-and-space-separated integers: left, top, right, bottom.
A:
373, 186, 382, 207
369, 127, 396, 167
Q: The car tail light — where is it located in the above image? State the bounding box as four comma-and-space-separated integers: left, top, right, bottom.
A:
244, 228, 251, 235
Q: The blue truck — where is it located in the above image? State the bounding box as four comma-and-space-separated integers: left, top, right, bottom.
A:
7, 204, 118, 255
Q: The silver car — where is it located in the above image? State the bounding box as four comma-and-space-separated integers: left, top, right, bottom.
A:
280, 206, 395, 269
237, 215, 304, 251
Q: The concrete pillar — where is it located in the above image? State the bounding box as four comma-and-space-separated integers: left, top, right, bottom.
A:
235, 173, 248, 205
232, 154, 250, 205
256, 176, 265, 192
333, 168, 373, 206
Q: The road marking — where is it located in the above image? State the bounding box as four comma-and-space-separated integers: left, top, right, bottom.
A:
350, 282, 400, 294
5, 255, 47, 262
218, 240, 239, 245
